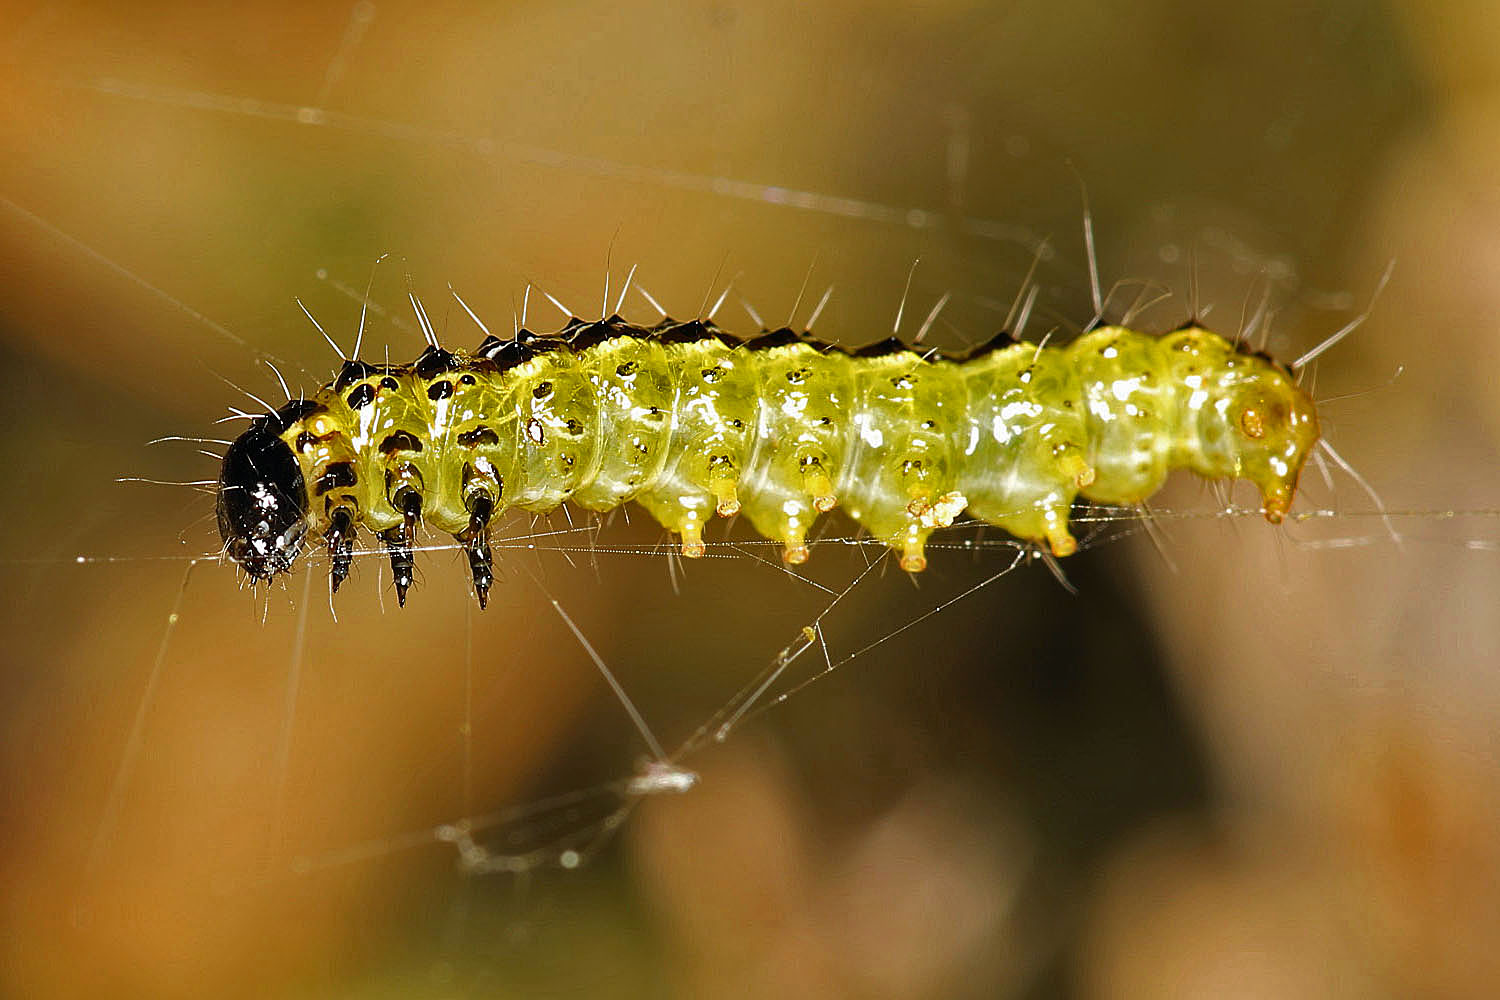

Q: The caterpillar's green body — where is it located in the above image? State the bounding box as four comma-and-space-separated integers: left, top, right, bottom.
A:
216, 316, 1319, 605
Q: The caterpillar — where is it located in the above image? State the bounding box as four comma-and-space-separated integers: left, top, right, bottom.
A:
217, 302, 1320, 607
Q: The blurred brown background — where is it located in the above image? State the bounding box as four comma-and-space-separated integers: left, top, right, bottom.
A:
0, 1, 1497, 997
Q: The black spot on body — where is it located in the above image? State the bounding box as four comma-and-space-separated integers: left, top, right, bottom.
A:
346, 383, 375, 409
380, 431, 424, 455
457, 426, 500, 448
314, 461, 358, 497
428, 380, 454, 401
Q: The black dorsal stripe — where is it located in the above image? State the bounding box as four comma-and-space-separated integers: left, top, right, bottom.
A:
743, 328, 802, 350
479, 338, 535, 369
655, 319, 726, 345
516, 328, 567, 352
962, 329, 1021, 360
270, 398, 324, 432
568, 317, 644, 352
334, 359, 377, 391
414, 345, 460, 378
851, 336, 910, 358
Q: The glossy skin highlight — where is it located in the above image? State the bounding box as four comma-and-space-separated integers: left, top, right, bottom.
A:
216, 319, 1319, 604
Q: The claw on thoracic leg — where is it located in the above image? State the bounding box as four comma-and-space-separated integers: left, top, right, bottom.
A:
383, 491, 422, 607
327, 506, 355, 593
459, 495, 494, 610
381, 526, 415, 607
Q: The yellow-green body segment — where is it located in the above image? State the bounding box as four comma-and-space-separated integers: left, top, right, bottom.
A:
274, 319, 1319, 584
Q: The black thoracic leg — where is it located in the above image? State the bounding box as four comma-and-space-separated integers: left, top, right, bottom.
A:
326, 506, 355, 593
459, 495, 494, 609
381, 491, 422, 606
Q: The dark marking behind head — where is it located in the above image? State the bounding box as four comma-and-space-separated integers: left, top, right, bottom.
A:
217, 405, 314, 579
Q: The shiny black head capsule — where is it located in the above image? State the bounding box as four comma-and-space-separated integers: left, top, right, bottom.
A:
216, 402, 317, 580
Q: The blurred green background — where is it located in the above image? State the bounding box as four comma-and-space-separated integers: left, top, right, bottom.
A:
0, 1, 1497, 997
